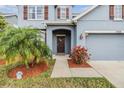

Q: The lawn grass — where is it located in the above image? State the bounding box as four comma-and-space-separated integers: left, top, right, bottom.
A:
0, 60, 115, 88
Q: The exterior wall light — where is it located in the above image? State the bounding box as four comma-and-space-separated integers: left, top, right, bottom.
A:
80, 33, 83, 40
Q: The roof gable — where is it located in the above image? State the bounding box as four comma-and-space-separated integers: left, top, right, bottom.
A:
73, 5, 99, 21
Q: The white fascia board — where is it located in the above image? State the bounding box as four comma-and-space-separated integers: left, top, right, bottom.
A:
3, 14, 17, 17
85, 30, 124, 33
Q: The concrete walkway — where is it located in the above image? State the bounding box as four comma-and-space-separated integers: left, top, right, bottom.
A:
70, 68, 102, 77
51, 55, 71, 77
51, 55, 102, 78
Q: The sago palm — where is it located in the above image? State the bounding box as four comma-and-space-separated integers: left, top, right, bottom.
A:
0, 26, 52, 68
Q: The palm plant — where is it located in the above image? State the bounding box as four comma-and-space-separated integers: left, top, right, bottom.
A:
0, 26, 52, 69
0, 15, 8, 31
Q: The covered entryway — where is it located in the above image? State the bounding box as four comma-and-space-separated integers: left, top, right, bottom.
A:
86, 33, 124, 60
53, 29, 71, 54
46, 22, 76, 55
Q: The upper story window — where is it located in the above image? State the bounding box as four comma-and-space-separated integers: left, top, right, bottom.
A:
28, 6, 44, 20
57, 6, 69, 20
109, 5, 124, 20
114, 5, 122, 20
60, 8, 66, 19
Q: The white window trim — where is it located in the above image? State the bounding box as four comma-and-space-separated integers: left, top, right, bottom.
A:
114, 5, 123, 21
85, 30, 124, 34
28, 6, 44, 20
114, 18, 123, 21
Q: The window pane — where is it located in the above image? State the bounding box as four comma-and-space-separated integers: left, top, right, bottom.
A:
37, 13, 42, 19
62, 8, 66, 11
36, 6, 44, 19
28, 6, 44, 20
114, 5, 122, 19
29, 6, 35, 13
29, 6, 35, 19
29, 13, 35, 19
37, 6, 42, 13
60, 8, 66, 19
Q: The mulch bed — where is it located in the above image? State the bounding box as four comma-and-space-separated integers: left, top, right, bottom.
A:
68, 59, 92, 68
8, 62, 48, 79
0, 59, 5, 65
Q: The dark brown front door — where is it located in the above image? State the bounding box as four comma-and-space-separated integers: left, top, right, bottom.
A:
57, 36, 65, 53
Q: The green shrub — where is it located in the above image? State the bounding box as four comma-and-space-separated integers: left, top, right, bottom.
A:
70, 46, 89, 64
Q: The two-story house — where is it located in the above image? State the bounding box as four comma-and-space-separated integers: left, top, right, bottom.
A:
17, 5, 124, 61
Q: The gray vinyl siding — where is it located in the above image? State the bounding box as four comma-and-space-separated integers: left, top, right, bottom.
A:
76, 5, 124, 46
5, 16, 17, 25
17, 5, 55, 29
17, 5, 72, 29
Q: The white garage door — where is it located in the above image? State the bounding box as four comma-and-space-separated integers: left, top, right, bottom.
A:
86, 34, 124, 60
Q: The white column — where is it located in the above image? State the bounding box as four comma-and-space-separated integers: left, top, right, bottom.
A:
71, 30, 74, 49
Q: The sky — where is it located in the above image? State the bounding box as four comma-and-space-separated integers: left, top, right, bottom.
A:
0, 5, 91, 14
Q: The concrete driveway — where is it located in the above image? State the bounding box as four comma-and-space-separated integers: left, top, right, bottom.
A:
89, 61, 124, 88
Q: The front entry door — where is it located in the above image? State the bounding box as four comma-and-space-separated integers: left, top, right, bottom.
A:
57, 36, 65, 53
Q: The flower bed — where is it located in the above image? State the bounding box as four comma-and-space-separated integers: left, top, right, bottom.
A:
8, 62, 48, 79
68, 59, 91, 68
0, 59, 5, 65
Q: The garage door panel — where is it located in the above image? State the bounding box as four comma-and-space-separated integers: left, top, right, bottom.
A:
86, 34, 124, 60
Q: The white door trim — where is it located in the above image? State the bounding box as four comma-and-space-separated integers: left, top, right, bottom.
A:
85, 30, 124, 34
83, 30, 124, 48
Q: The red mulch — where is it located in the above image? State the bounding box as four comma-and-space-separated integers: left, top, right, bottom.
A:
68, 59, 92, 68
0, 60, 5, 65
8, 62, 48, 79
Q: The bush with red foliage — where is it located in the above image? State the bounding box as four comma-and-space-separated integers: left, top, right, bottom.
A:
70, 46, 90, 64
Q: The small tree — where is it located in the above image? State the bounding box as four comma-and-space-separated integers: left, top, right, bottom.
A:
0, 15, 8, 31
0, 26, 52, 69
